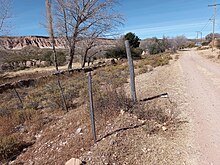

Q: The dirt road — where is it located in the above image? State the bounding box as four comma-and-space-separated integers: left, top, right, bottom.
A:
180, 50, 220, 165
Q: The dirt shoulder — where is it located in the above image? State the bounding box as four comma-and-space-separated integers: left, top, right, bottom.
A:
196, 48, 220, 64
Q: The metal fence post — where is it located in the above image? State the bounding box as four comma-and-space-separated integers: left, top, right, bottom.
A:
125, 40, 137, 102
88, 72, 97, 143
13, 87, 23, 109
56, 74, 68, 112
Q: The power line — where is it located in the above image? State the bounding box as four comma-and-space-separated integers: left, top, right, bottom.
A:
200, 8, 220, 32
208, 3, 220, 51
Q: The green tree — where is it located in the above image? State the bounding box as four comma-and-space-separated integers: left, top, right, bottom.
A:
124, 32, 140, 48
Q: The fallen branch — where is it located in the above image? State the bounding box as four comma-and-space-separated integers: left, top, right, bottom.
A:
96, 122, 145, 143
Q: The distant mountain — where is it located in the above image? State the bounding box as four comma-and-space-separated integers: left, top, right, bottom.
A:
0, 36, 66, 50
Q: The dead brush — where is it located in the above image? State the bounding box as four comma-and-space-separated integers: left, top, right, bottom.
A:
24, 72, 87, 110
0, 135, 33, 163
93, 85, 133, 117
91, 63, 133, 119
128, 99, 179, 135
135, 54, 172, 74
89, 64, 134, 129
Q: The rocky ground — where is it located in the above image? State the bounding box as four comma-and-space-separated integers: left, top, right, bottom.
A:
3, 48, 220, 165
7, 53, 196, 165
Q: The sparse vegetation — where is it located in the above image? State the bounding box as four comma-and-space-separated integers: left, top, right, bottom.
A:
147, 37, 166, 55
143, 35, 188, 55
0, 47, 177, 164
205, 33, 220, 42
135, 53, 172, 74
0, 135, 33, 163
1, 49, 67, 71
105, 32, 142, 59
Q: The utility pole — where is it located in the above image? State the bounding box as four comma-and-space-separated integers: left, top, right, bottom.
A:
208, 3, 220, 51
196, 31, 202, 43
200, 31, 203, 42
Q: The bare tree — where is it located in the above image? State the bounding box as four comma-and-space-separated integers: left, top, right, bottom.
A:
45, 0, 68, 112
0, 0, 11, 35
46, 0, 59, 71
77, 38, 97, 68
171, 35, 188, 50
54, 0, 122, 70
77, 29, 105, 68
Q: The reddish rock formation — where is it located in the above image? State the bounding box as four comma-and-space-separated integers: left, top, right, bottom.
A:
0, 36, 66, 49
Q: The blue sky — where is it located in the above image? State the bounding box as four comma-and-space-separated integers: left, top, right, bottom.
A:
10, 0, 219, 39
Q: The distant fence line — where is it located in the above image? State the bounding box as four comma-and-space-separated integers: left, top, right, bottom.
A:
0, 63, 108, 94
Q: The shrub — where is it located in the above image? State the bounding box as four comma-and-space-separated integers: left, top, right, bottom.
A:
187, 41, 196, 48
41, 51, 66, 66
105, 47, 142, 59
105, 46, 126, 59
13, 109, 35, 125
147, 37, 166, 55
205, 33, 220, 42
0, 135, 32, 163
94, 86, 133, 115
202, 41, 210, 46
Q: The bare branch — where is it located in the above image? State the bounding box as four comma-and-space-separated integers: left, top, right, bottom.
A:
0, 0, 11, 35
53, 0, 123, 70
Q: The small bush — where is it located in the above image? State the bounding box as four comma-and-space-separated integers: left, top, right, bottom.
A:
135, 54, 172, 74
202, 41, 210, 46
41, 51, 66, 66
146, 37, 170, 55
13, 109, 35, 125
0, 135, 32, 163
105, 47, 142, 59
94, 86, 133, 113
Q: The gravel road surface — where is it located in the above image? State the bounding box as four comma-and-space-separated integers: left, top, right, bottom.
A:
180, 50, 220, 165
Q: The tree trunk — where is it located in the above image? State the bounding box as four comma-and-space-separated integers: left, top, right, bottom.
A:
81, 48, 90, 68
87, 57, 91, 66
68, 47, 74, 70
81, 53, 87, 68
46, 0, 68, 112
68, 39, 78, 70
46, 0, 59, 71
81, 57, 86, 68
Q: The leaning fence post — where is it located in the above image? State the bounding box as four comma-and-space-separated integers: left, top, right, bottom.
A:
88, 72, 97, 143
13, 87, 23, 109
125, 40, 137, 102
56, 73, 68, 112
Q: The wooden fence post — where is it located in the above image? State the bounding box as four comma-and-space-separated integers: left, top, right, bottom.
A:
88, 72, 97, 143
125, 40, 137, 102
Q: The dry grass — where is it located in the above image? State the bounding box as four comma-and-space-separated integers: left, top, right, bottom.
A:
135, 54, 172, 74
0, 63, 81, 85
1, 55, 179, 164
0, 135, 33, 163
